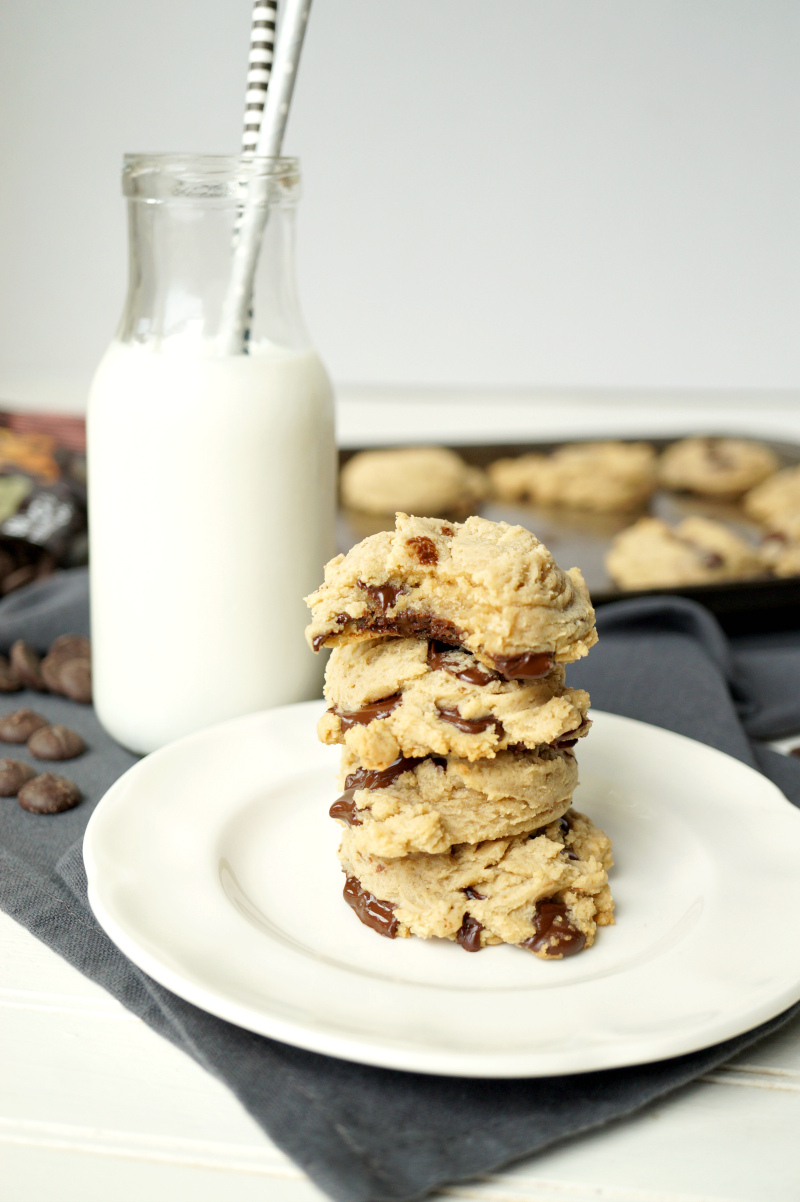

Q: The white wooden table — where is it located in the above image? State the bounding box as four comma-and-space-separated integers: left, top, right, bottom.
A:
3, 391, 800, 1202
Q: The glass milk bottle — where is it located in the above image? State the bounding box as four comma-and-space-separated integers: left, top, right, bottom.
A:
87, 155, 335, 754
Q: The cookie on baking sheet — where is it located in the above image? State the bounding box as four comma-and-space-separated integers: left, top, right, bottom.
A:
760, 532, 800, 578
338, 808, 614, 958
659, 437, 779, 499
318, 635, 589, 767
744, 465, 800, 528
488, 442, 657, 512
330, 743, 578, 857
305, 513, 597, 671
606, 516, 763, 591
340, 447, 486, 519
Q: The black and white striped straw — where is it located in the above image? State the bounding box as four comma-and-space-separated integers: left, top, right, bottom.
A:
241, 1, 277, 156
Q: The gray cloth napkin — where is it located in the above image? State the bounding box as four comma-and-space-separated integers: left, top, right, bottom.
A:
1, 570, 800, 1202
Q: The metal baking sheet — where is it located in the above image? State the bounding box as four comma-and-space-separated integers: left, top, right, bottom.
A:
337, 436, 800, 636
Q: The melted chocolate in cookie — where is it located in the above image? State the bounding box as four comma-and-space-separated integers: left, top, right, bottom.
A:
337, 694, 402, 731
436, 705, 504, 736
456, 913, 483, 952
343, 876, 398, 938
406, 536, 438, 565
463, 886, 486, 900
357, 579, 408, 612
329, 790, 361, 826
427, 641, 498, 686
522, 898, 586, 958
344, 755, 424, 791
491, 652, 553, 681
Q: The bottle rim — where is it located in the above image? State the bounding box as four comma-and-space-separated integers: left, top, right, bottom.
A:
122, 154, 301, 202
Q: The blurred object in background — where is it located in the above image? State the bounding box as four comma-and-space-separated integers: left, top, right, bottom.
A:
0, 412, 87, 591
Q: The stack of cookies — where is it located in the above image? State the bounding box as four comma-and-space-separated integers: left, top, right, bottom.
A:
305, 514, 615, 959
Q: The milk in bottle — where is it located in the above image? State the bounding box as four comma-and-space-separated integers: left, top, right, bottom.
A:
87, 155, 335, 753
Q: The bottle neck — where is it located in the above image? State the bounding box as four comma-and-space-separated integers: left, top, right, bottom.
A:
117, 160, 310, 356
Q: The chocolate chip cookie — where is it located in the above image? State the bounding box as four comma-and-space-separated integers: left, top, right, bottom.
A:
659, 437, 779, 499
332, 743, 578, 857
340, 447, 486, 518
606, 516, 763, 590
305, 513, 597, 669
338, 808, 614, 957
489, 442, 657, 512
319, 635, 589, 767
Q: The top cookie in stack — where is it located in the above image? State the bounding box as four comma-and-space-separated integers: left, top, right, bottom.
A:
305, 513, 614, 959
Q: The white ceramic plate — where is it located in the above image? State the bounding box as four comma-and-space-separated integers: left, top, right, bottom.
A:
84, 701, 800, 1078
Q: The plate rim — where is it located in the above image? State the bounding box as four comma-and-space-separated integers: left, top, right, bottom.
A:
84, 702, 800, 1078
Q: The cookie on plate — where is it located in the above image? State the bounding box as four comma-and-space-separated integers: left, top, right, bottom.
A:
319, 635, 589, 767
338, 808, 614, 957
305, 513, 598, 671
658, 438, 779, 499
488, 442, 657, 512
331, 744, 578, 857
340, 447, 486, 519
606, 516, 763, 590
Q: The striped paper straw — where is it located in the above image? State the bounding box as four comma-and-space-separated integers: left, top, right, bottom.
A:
241, 1, 277, 156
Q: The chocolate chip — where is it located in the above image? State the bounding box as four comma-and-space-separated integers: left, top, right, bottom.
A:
1, 565, 36, 595
0, 656, 20, 693
0, 758, 37, 796
456, 913, 483, 952
406, 536, 438, 565
329, 789, 362, 826
427, 641, 498, 685
27, 724, 86, 761
0, 709, 49, 743
344, 755, 423, 791
343, 876, 398, 938
10, 640, 45, 690
336, 693, 402, 732
18, 772, 81, 814
491, 652, 553, 681
58, 658, 92, 704
559, 817, 571, 834
49, 634, 91, 661
463, 886, 486, 900
356, 580, 407, 613
521, 898, 586, 958
436, 705, 504, 736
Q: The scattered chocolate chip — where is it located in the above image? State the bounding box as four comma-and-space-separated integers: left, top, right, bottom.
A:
336, 693, 402, 732
406, 536, 438, 565
58, 658, 92, 704
41, 655, 66, 693
0, 709, 49, 743
440, 525, 454, 536
10, 640, 45, 690
559, 816, 571, 834
436, 705, 504, 736
521, 898, 586, 958
0, 758, 37, 796
702, 552, 724, 569
1, 565, 37, 595
0, 656, 20, 693
18, 772, 81, 814
27, 724, 86, 761
329, 789, 362, 826
456, 913, 483, 952
49, 634, 91, 661
562, 848, 579, 861
343, 876, 398, 937
463, 886, 486, 900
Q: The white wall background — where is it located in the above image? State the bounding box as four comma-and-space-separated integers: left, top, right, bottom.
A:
1, 1, 799, 409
